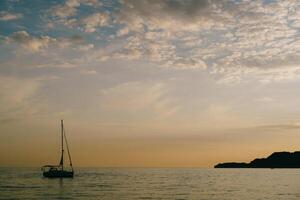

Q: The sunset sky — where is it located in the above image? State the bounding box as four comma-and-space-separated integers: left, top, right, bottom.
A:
1, 0, 300, 167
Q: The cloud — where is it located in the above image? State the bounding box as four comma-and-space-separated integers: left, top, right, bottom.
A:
51, 0, 79, 19
51, 0, 102, 19
4, 0, 300, 83
80, 13, 110, 33
0, 76, 39, 105
116, 0, 225, 32
206, 1, 300, 83
2, 31, 98, 71
116, 26, 130, 37
110, 0, 300, 81
171, 58, 207, 69
7, 31, 56, 52
255, 97, 274, 103
0, 75, 69, 122
44, 0, 222, 69
80, 0, 102, 7
0, 11, 22, 21
99, 81, 179, 121
256, 122, 300, 131
48, 0, 109, 33
78, 44, 94, 51
0, 76, 41, 120
5, 31, 95, 53
112, 34, 207, 69
80, 69, 97, 74
49, 0, 104, 32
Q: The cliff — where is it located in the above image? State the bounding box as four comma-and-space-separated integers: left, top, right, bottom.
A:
214, 151, 300, 168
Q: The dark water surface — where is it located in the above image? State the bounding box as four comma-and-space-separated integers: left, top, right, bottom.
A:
1, 168, 300, 199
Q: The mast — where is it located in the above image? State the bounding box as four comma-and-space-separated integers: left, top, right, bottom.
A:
61, 119, 64, 171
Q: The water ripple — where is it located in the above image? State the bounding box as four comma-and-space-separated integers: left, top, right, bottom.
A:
1, 168, 300, 200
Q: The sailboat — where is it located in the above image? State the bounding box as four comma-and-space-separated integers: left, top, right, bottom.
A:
41, 120, 74, 178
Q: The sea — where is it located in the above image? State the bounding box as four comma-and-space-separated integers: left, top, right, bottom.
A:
1, 168, 300, 200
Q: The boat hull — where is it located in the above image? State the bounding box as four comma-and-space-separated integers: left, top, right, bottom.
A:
43, 170, 74, 178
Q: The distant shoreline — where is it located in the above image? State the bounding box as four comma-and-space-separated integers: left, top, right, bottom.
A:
215, 151, 300, 168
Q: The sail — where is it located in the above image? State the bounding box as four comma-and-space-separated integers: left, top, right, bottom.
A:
59, 153, 63, 166
63, 128, 73, 169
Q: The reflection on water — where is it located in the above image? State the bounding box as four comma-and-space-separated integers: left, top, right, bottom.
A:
1, 168, 300, 199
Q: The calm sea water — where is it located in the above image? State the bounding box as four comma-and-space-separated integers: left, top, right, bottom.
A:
1, 168, 300, 199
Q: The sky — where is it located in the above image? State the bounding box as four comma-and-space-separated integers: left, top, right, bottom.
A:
0, 0, 300, 168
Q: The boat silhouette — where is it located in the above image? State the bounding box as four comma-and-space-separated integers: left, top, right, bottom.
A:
41, 120, 74, 178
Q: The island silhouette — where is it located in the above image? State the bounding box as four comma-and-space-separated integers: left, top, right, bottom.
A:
215, 151, 300, 168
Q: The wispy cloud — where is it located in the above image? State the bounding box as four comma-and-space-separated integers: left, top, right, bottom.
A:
256, 122, 300, 131
255, 97, 275, 103
0, 76, 41, 120
0, 11, 22, 21
99, 81, 179, 121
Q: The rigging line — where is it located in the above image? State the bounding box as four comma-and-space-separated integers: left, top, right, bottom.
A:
63, 127, 73, 169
